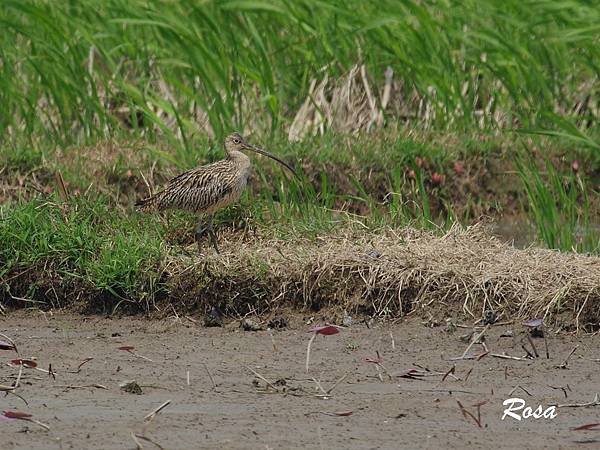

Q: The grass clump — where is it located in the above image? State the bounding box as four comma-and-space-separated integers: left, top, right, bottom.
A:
0, 198, 167, 308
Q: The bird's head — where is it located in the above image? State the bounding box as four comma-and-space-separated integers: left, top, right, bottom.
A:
224, 132, 297, 177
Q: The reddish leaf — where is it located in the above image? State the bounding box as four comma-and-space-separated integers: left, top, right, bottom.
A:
9, 359, 37, 368
118, 346, 135, 351
0, 340, 15, 351
308, 325, 340, 336
3, 410, 32, 419
573, 423, 600, 431
335, 411, 353, 416
523, 318, 543, 328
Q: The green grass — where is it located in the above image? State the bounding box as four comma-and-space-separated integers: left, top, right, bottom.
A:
0, 198, 167, 304
0, 0, 598, 150
516, 152, 599, 254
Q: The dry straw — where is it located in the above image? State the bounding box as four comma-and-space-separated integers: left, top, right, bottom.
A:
169, 223, 600, 331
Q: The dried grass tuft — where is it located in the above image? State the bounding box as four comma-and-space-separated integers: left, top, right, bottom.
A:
169, 223, 600, 330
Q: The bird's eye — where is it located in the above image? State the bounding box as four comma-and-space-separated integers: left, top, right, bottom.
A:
233, 139, 240, 144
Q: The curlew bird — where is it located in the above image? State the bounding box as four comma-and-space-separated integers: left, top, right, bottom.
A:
135, 132, 296, 253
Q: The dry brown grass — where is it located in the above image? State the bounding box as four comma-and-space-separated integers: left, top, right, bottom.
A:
167, 224, 600, 331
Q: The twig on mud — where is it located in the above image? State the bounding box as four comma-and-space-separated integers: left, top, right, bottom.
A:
327, 372, 349, 395
3, 411, 50, 431
269, 330, 277, 353
490, 353, 529, 361
548, 385, 570, 399
441, 365, 456, 382
134, 433, 165, 450
56, 384, 108, 390
521, 344, 535, 359
508, 385, 532, 397
526, 334, 539, 358
305, 325, 341, 373
553, 393, 600, 409
118, 346, 154, 362
557, 346, 578, 369
390, 331, 395, 350
0, 364, 28, 404
312, 378, 328, 396
144, 400, 172, 422
0, 332, 18, 354
459, 325, 489, 360
67, 357, 94, 374
456, 400, 481, 428
464, 368, 473, 383
131, 431, 144, 450
186, 370, 190, 386
246, 366, 279, 392
204, 363, 217, 390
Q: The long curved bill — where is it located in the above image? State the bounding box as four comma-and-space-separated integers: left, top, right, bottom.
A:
244, 143, 298, 178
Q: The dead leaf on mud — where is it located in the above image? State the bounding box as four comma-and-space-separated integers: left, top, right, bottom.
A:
8, 359, 37, 368
572, 423, 600, 431
0, 340, 16, 351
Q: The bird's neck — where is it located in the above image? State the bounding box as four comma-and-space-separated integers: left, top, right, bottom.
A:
227, 150, 251, 166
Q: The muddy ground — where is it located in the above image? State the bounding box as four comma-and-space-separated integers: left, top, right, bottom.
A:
1, 311, 599, 450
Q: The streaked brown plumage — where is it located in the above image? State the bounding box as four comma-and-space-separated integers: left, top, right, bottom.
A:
136, 132, 296, 253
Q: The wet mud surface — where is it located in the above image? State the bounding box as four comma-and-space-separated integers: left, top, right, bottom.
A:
1, 311, 599, 449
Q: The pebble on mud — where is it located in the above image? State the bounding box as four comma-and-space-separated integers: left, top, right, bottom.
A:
240, 318, 263, 331
119, 380, 143, 395
204, 306, 224, 328
267, 317, 288, 329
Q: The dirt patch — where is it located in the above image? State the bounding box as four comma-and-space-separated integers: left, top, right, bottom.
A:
1, 311, 599, 449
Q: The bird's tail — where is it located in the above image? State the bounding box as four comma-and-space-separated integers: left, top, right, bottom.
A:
135, 192, 162, 212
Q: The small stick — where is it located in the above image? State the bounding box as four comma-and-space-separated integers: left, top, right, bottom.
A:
542, 326, 550, 358
135, 434, 165, 450
131, 431, 144, 450
144, 400, 172, 422
203, 363, 217, 390
461, 325, 489, 359
269, 331, 277, 353
327, 372, 349, 395
312, 378, 328, 396
456, 400, 481, 428
55, 384, 107, 390
554, 393, 600, 408
526, 334, 539, 358
306, 333, 317, 373
390, 331, 395, 350
490, 353, 528, 361
508, 385, 532, 397
186, 370, 190, 386
521, 344, 535, 359
558, 346, 578, 369
246, 366, 279, 391
548, 385, 568, 399
441, 365, 456, 382
67, 357, 94, 374
0, 332, 18, 353
464, 368, 473, 383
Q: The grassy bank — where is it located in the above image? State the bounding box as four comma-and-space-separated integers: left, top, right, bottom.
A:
1, 1, 599, 324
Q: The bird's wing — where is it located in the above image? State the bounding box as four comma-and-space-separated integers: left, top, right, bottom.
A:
156, 160, 236, 212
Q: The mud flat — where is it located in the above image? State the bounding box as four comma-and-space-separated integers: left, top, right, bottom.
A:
1, 311, 599, 449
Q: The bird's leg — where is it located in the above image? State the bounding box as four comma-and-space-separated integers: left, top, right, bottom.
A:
195, 216, 207, 252
206, 216, 220, 254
